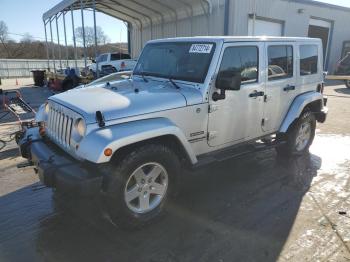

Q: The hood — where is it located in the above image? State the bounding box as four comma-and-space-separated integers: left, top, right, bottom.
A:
50, 78, 203, 124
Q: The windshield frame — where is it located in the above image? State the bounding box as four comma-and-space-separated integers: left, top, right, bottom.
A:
133, 41, 216, 84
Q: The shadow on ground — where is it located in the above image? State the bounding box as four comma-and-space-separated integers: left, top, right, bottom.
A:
334, 87, 350, 95
0, 150, 321, 262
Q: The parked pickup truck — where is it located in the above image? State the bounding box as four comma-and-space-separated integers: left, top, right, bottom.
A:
18, 36, 328, 228
88, 52, 137, 73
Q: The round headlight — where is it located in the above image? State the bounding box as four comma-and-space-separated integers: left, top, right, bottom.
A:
75, 118, 86, 137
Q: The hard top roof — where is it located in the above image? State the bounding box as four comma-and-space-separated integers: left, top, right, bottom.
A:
148, 36, 322, 44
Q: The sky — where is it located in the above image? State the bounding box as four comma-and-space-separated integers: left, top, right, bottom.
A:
0, 0, 350, 45
0, 0, 128, 44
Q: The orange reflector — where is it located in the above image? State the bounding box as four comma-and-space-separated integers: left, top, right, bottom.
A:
104, 148, 113, 156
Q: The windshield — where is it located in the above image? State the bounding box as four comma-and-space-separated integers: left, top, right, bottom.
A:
133, 42, 216, 83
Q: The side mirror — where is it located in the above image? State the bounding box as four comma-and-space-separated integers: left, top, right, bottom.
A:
212, 70, 241, 101
216, 70, 241, 91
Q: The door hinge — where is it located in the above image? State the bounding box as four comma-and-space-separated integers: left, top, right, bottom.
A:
208, 104, 219, 113
207, 131, 218, 140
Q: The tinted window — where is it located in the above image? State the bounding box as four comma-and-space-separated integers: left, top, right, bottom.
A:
111, 53, 131, 60
134, 42, 215, 83
300, 45, 318, 75
219, 46, 258, 84
268, 45, 293, 80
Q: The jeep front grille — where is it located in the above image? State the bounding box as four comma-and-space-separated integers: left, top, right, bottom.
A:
46, 101, 75, 148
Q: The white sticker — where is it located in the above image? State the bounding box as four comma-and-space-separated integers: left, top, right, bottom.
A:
189, 44, 213, 54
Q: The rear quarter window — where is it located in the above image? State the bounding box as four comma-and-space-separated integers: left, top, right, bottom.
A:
300, 45, 318, 76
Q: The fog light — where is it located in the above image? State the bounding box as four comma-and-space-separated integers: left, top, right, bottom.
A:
104, 148, 113, 156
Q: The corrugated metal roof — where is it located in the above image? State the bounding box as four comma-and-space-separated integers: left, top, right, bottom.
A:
43, 0, 213, 27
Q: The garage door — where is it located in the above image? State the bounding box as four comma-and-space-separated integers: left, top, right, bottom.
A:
248, 18, 283, 36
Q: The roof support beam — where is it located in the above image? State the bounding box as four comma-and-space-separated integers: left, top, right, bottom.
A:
97, 2, 143, 51
43, 20, 50, 71
107, 0, 154, 39
153, 0, 178, 37
93, 0, 99, 78
129, 0, 165, 37
55, 15, 62, 69
71, 5, 78, 69
49, 18, 56, 72
176, 0, 194, 36
63, 11, 69, 65
80, 0, 87, 69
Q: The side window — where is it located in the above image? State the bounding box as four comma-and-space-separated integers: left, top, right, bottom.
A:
98, 54, 107, 62
268, 45, 293, 80
219, 46, 258, 84
300, 45, 318, 75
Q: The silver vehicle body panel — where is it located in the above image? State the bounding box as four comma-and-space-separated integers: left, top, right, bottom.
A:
78, 118, 198, 164
279, 91, 325, 133
50, 78, 203, 124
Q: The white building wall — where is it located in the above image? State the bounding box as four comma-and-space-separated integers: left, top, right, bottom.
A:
129, 0, 350, 71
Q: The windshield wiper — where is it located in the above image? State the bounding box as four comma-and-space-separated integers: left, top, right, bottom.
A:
168, 77, 180, 89
139, 71, 148, 82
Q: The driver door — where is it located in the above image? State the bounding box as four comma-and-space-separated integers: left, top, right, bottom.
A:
208, 42, 265, 147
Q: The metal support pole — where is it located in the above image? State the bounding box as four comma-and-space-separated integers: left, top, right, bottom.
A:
63, 12, 69, 67
43, 20, 50, 71
80, 0, 87, 69
49, 19, 56, 72
71, 6, 78, 69
252, 0, 257, 36
224, 0, 229, 35
93, 0, 99, 78
55, 15, 62, 70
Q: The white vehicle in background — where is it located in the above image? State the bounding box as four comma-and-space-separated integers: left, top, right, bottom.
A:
89, 52, 137, 73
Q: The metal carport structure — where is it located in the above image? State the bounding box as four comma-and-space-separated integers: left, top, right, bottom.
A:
43, 0, 228, 75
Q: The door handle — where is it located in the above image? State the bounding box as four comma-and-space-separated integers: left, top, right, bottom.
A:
249, 90, 265, 98
283, 85, 295, 91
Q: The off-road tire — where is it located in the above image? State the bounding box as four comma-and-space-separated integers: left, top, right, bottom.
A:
104, 144, 180, 229
276, 111, 316, 157
345, 80, 350, 89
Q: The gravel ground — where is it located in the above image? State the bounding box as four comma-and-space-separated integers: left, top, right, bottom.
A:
0, 81, 350, 262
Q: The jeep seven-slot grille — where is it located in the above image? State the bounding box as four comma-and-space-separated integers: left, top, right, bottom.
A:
47, 103, 74, 148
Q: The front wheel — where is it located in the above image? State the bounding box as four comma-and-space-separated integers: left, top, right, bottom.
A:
345, 80, 350, 89
104, 144, 180, 228
276, 111, 316, 156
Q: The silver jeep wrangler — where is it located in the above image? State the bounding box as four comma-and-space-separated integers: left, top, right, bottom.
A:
18, 36, 327, 227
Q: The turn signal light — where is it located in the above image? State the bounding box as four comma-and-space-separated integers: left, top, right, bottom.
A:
104, 148, 113, 157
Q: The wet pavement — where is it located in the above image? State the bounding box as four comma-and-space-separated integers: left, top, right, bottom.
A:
0, 82, 350, 261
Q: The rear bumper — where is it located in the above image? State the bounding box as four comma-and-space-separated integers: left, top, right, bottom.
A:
19, 134, 103, 196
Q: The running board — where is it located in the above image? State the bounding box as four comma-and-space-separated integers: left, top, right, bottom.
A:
192, 140, 285, 170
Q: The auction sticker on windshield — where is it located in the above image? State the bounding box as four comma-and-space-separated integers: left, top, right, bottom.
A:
189, 44, 213, 53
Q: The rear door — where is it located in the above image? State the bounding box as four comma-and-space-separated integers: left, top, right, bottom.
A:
262, 42, 297, 132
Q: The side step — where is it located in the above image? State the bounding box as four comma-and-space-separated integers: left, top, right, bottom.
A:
192, 139, 285, 169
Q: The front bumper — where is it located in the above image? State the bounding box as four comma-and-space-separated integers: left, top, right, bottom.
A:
19, 133, 103, 196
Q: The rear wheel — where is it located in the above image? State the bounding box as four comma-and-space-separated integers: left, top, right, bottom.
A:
345, 80, 350, 89
104, 144, 180, 228
276, 111, 316, 156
